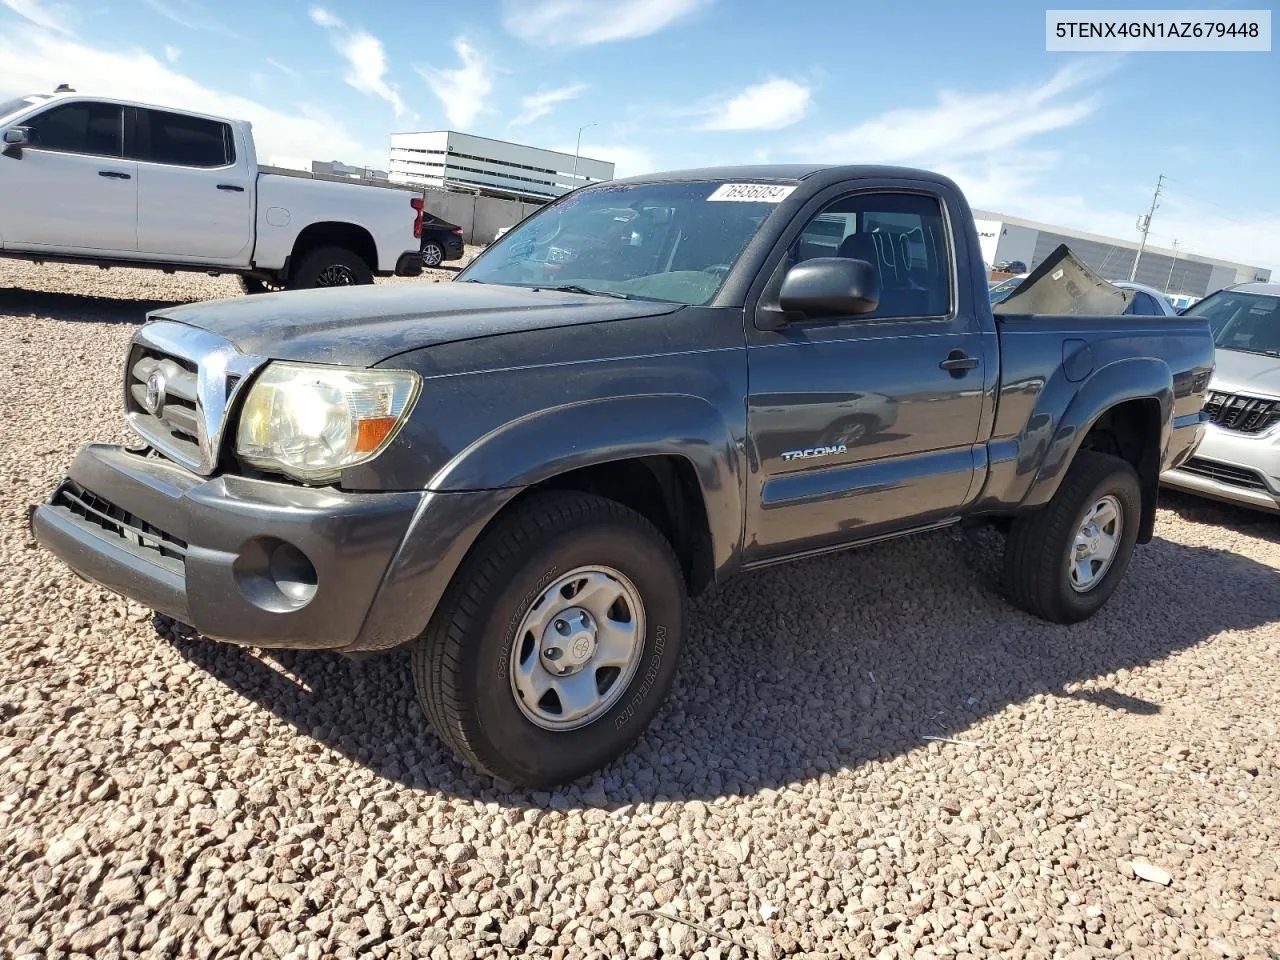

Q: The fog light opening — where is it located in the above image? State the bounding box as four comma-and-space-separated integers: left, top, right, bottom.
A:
269, 542, 318, 604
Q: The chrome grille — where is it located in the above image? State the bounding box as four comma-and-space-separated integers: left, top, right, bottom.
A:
123, 321, 265, 475
126, 346, 202, 464
1203, 391, 1280, 434
1178, 457, 1268, 490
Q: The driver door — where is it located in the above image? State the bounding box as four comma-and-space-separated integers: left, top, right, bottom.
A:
744, 187, 987, 562
2, 99, 138, 253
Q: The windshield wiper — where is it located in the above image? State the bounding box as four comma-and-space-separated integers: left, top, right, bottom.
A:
538, 284, 632, 300
1221, 345, 1280, 358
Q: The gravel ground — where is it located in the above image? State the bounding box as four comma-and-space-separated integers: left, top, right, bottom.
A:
1, 258, 1278, 960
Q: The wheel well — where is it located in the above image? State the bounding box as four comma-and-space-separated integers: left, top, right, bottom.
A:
520, 457, 716, 596
288, 222, 377, 273
1078, 398, 1162, 542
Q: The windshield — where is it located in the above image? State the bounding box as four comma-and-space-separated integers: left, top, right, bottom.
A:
458, 180, 790, 304
1183, 290, 1280, 356
0, 95, 47, 122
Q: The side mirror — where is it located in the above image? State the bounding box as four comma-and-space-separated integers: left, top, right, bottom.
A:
2, 126, 30, 158
778, 257, 880, 319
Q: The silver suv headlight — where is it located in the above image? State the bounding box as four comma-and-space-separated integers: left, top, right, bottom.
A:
235, 362, 420, 484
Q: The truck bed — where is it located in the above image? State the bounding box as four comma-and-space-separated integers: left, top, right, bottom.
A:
258, 166, 423, 193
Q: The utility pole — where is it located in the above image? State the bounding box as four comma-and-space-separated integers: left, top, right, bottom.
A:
1165, 239, 1180, 293
571, 121, 597, 193
1129, 173, 1164, 282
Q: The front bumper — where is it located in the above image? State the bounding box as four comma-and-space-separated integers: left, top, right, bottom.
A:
393, 251, 424, 277
31, 444, 511, 652
1161, 418, 1280, 514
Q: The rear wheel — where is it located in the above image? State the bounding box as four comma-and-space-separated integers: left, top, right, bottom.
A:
1003, 450, 1141, 623
287, 246, 373, 290
421, 241, 445, 268
412, 491, 686, 786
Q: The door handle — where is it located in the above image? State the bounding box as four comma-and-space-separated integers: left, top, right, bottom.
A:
939, 350, 980, 376
217, 183, 245, 192
98, 170, 131, 180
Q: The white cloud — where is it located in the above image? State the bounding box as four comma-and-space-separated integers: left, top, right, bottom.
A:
164, 44, 180, 63
308, 5, 340, 27
511, 83, 587, 126
805, 61, 1108, 165
504, 0, 704, 46
0, 25, 385, 167
266, 57, 298, 78
309, 6, 406, 117
1, 0, 71, 34
803, 60, 1277, 273
141, 0, 237, 37
553, 141, 655, 179
700, 78, 810, 131
416, 39, 493, 129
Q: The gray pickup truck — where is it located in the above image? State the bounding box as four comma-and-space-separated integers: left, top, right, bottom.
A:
32, 164, 1214, 785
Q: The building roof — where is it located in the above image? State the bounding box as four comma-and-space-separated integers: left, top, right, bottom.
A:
390, 129, 612, 167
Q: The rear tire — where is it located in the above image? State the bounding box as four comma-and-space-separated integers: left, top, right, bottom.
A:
1003, 450, 1141, 624
287, 246, 373, 290
412, 491, 686, 786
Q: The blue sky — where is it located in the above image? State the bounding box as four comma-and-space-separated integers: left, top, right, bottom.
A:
1, 0, 1277, 269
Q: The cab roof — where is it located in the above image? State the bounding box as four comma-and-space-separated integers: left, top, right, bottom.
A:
608, 163, 963, 192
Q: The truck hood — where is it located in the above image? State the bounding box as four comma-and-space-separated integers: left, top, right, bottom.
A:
1211, 347, 1280, 397
150, 282, 681, 366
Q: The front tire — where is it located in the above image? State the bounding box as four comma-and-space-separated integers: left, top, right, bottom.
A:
237, 275, 285, 295
412, 491, 686, 786
1003, 451, 1141, 624
287, 246, 373, 290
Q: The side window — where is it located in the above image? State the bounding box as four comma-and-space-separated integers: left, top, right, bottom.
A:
24, 101, 123, 158
140, 109, 233, 167
791, 192, 952, 319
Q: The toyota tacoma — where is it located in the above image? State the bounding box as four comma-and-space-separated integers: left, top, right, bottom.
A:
32, 164, 1214, 785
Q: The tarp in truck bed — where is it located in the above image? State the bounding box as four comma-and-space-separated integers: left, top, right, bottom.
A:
992, 244, 1134, 316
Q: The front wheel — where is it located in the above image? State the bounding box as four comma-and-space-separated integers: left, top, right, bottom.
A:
237, 275, 285, 295
1002, 450, 1142, 624
287, 246, 374, 290
412, 492, 686, 786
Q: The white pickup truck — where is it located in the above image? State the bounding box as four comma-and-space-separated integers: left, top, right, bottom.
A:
0, 89, 425, 291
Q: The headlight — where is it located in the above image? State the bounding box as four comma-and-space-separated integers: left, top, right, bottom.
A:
235, 362, 420, 483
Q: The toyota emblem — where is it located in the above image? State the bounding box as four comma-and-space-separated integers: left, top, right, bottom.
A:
143, 369, 166, 415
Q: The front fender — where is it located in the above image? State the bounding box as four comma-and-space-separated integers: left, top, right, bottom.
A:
1022, 356, 1172, 508
428, 394, 744, 576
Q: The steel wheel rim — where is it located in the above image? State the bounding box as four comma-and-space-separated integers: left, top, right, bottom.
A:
509, 565, 646, 731
423, 244, 443, 266
1068, 494, 1122, 592
316, 264, 357, 286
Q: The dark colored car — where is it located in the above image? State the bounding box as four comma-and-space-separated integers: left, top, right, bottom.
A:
996, 259, 1027, 274
420, 213, 464, 267
31, 164, 1213, 786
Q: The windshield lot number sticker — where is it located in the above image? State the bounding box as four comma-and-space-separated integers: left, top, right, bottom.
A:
707, 183, 797, 203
